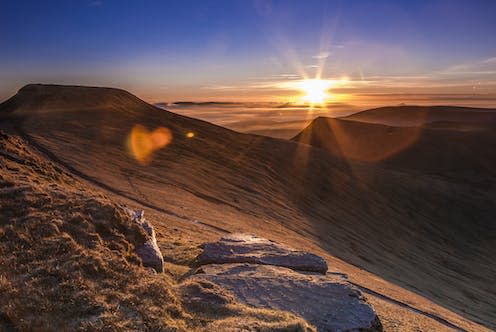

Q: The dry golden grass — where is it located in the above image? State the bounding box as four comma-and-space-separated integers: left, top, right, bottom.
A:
0, 132, 186, 331
0, 131, 312, 331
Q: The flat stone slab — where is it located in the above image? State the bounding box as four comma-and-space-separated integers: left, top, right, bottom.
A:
197, 233, 328, 274
189, 263, 382, 332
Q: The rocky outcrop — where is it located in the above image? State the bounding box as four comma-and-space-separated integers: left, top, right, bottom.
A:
129, 209, 164, 273
188, 234, 382, 332
197, 233, 328, 274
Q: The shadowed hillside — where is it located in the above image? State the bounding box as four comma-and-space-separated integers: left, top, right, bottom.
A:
341, 105, 496, 127
1, 85, 495, 330
292, 111, 496, 185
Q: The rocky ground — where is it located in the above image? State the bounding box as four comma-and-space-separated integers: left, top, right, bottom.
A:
187, 234, 382, 331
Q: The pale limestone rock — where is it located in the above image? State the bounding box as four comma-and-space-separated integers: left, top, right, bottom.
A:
198, 233, 328, 274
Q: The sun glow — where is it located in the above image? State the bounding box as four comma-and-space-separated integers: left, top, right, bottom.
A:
298, 79, 333, 104
276, 76, 349, 104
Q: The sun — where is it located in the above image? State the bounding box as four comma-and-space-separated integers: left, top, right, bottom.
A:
298, 79, 332, 104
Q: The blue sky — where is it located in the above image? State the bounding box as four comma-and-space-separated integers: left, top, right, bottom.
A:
1, 0, 495, 104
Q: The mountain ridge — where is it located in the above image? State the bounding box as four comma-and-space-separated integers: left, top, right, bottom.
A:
292, 113, 496, 185
338, 105, 496, 127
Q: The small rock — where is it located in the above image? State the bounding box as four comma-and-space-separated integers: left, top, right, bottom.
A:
197, 233, 328, 274
128, 209, 164, 273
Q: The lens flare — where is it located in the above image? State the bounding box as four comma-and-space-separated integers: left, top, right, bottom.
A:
127, 125, 172, 165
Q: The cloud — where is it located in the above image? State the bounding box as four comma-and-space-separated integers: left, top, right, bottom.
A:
444, 57, 496, 75
270, 73, 300, 79
200, 85, 246, 90
312, 52, 330, 59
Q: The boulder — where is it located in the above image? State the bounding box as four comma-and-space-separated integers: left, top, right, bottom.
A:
129, 209, 164, 273
197, 233, 328, 274
189, 263, 382, 332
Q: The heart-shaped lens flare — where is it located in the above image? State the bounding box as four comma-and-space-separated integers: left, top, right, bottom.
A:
127, 125, 172, 165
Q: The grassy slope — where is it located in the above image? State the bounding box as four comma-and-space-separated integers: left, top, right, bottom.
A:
1, 85, 494, 330
291, 113, 496, 327
0, 130, 312, 331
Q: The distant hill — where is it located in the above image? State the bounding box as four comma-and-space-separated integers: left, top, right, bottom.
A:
340, 105, 496, 127
292, 107, 496, 184
1, 85, 495, 329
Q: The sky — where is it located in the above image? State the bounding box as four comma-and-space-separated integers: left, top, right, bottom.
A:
1, 0, 496, 106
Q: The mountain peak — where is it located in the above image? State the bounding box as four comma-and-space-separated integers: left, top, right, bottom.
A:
1, 83, 151, 116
